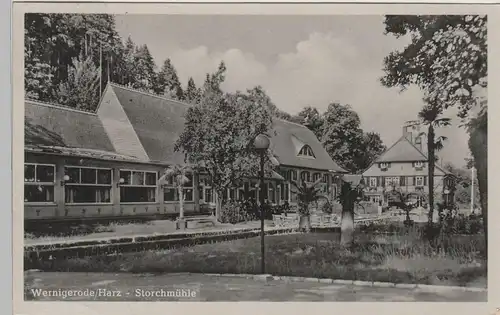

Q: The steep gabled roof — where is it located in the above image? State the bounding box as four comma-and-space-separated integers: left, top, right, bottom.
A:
107, 83, 345, 172
270, 119, 346, 172
25, 100, 116, 153
109, 84, 189, 165
365, 134, 449, 175
376, 135, 427, 163
25, 84, 346, 173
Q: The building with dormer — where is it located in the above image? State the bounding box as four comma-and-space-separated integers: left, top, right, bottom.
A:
24, 83, 346, 221
362, 123, 454, 207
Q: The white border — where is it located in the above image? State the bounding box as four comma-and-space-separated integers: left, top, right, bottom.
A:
11, 2, 499, 315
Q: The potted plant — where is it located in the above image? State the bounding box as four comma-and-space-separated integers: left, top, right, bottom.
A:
159, 165, 192, 230
291, 177, 324, 232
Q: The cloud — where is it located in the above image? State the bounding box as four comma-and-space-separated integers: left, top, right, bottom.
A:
165, 32, 470, 167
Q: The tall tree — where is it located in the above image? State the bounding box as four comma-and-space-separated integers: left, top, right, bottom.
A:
321, 103, 365, 173
119, 36, 137, 87
356, 132, 386, 171
294, 107, 324, 140
24, 13, 122, 104
409, 104, 450, 226
174, 87, 274, 220
155, 58, 184, 100
381, 15, 486, 118
184, 77, 202, 104
468, 108, 487, 252
24, 52, 56, 101
56, 54, 101, 111
203, 61, 227, 95
132, 44, 157, 93
381, 15, 487, 241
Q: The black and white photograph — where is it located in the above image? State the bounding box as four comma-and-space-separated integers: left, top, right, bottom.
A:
18, 4, 489, 304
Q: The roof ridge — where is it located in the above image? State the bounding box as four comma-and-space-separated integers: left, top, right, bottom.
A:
374, 135, 407, 163
108, 82, 192, 108
275, 117, 308, 128
403, 136, 428, 160
25, 98, 97, 115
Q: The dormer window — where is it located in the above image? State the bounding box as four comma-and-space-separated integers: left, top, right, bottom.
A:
414, 161, 424, 168
298, 145, 315, 158
379, 162, 389, 169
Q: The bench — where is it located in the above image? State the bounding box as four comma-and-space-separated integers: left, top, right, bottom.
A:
176, 216, 217, 230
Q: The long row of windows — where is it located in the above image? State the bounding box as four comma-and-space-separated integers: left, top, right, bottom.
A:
220, 182, 291, 203
280, 170, 329, 183
24, 164, 195, 205
367, 176, 428, 188
24, 163, 332, 205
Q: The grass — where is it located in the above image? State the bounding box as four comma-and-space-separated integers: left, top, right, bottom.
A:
32, 227, 486, 288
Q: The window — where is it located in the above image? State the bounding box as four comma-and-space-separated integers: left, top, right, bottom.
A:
301, 171, 311, 182
369, 177, 377, 187
313, 173, 321, 182
386, 177, 399, 187
204, 188, 214, 203
24, 163, 55, 203
322, 174, 329, 183
65, 167, 112, 204
279, 183, 290, 201
298, 145, 315, 158
163, 172, 194, 203
238, 184, 246, 201
289, 170, 298, 182
379, 162, 389, 169
268, 183, 275, 203
119, 170, 156, 203
415, 137, 422, 144
414, 161, 424, 168
416, 176, 424, 187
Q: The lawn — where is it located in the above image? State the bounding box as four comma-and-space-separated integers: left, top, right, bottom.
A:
34, 228, 486, 288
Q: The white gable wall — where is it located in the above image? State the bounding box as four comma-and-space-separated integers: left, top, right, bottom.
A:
96, 86, 150, 161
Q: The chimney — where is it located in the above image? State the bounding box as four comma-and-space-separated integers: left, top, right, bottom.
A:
414, 135, 423, 152
402, 125, 412, 142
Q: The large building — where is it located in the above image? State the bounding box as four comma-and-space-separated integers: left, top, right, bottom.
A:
24, 83, 346, 221
362, 123, 455, 207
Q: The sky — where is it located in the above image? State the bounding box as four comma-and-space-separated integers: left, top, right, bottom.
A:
114, 14, 471, 168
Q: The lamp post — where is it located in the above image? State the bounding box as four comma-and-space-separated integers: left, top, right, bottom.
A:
253, 133, 270, 274
443, 189, 450, 207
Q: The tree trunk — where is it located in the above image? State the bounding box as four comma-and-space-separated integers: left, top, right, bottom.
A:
299, 215, 311, 232
178, 186, 184, 219
215, 190, 223, 221
340, 203, 355, 246
469, 112, 487, 258
427, 124, 435, 227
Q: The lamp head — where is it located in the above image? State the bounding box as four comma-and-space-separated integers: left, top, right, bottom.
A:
253, 134, 270, 150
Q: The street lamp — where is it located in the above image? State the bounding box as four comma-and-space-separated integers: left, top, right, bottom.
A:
444, 188, 450, 207
253, 133, 270, 274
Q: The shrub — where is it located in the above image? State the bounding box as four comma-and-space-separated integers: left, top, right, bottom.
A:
320, 200, 333, 214
437, 211, 483, 235
220, 201, 254, 224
